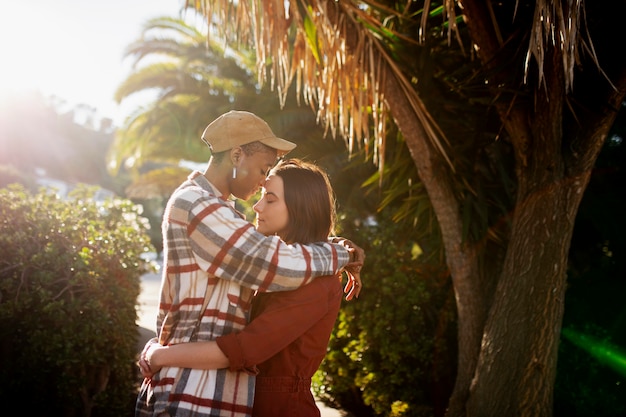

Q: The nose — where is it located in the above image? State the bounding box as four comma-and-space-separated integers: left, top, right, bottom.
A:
253, 199, 263, 213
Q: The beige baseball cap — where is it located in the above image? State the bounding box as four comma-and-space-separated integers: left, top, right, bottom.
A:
201, 110, 297, 154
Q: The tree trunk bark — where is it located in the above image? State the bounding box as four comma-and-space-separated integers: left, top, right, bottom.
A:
382, 70, 485, 417
382, 3, 626, 415
365, 1, 626, 415
457, 23, 626, 412
467, 172, 588, 416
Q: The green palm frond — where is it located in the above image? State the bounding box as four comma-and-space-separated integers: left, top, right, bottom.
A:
109, 14, 259, 180
110, 93, 219, 174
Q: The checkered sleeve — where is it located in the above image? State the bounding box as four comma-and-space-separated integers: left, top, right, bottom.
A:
184, 193, 349, 292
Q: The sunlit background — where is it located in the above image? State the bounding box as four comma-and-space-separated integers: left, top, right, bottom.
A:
0, 0, 183, 126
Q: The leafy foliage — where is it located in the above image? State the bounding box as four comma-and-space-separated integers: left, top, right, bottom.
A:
0, 184, 155, 417
313, 211, 457, 417
109, 15, 257, 195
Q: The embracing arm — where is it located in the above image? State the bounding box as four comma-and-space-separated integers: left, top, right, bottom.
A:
139, 275, 342, 378
138, 338, 231, 378
217, 275, 341, 371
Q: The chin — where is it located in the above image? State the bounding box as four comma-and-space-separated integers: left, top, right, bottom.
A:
257, 227, 273, 237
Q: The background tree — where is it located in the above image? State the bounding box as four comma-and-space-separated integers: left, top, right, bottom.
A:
109, 15, 256, 199
187, 1, 626, 416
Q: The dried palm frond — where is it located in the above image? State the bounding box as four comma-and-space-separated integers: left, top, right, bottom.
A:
184, 0, 606, 174
524, 0, 612, 92
187, 0, 458, 176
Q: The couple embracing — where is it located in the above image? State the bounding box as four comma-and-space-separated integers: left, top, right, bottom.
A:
136, 110, 365, 417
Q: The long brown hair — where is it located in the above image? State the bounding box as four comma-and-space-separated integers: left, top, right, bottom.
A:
270, 159, 336, 244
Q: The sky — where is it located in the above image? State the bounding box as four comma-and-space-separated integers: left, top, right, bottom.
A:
0, 0, 187, 126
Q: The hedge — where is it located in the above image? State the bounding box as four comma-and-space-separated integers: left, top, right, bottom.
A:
0, 184, 154, 417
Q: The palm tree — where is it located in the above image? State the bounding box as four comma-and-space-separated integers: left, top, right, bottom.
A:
188, 1, 626, 416
108, 15, 260, 198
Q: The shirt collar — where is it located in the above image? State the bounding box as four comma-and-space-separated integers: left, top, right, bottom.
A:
189, 170, 235, 207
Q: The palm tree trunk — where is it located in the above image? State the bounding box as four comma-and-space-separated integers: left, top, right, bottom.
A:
382, 69, 486, 417
467, 172, 585, 416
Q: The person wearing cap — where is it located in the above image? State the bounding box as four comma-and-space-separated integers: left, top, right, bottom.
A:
135, 111, 364, 417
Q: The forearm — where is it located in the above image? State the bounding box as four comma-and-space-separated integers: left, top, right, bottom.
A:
189, 205, 350, 290
150, 341, 230, 370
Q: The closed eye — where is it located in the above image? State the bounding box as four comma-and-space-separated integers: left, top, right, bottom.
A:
264, 191, 278, 203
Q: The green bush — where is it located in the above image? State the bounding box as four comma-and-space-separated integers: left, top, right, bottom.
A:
314, 214, 457, 417
0, 184, 154, 417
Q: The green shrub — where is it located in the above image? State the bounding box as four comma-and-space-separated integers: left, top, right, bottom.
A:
0, 184, 155, 417
314, 214, 457, 417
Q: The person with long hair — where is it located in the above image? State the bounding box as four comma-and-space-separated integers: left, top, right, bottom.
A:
139, 158, 362, 416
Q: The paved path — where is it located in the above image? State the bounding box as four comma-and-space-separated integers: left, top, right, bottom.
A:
137, 272, 342, 417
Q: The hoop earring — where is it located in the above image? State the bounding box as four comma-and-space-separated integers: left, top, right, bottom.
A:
232, 166, 237, 179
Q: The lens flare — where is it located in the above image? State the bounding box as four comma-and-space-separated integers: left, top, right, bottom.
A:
562, 327, 626, 378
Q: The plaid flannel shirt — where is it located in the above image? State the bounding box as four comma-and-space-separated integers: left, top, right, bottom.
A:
136, 171, 349, 417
